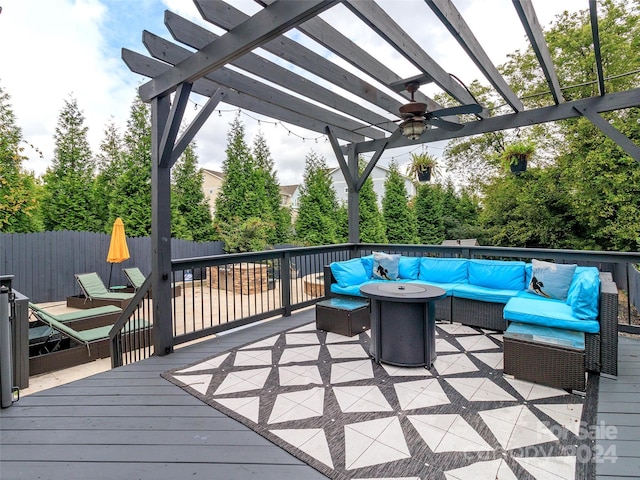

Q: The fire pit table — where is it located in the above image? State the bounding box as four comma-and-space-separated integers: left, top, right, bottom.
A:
360, 282, 446, 368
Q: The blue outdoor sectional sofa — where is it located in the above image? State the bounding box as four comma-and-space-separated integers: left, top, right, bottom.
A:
323, 254, 619, 377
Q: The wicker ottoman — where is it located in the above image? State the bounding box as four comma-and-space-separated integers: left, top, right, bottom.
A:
316, 297, 370, 337
504, 322, 586, 392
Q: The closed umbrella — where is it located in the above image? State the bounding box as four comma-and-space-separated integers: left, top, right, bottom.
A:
107, 217, 130, 287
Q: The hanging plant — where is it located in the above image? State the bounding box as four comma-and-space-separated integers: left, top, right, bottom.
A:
408, 152, 439, 182
500, 141, 535, 174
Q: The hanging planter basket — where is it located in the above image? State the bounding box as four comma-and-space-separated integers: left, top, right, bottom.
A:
509, 155, 528, 174
417, 167, 432, 182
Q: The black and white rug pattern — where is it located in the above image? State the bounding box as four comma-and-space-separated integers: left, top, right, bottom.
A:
162, 321, 595, 480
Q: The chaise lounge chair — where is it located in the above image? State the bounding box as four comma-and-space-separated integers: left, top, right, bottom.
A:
67, 272, 135, 309
28, 306, 150, 375
29, 302, 122, 330
122, 267, 181, 298
122, 267, 146, 292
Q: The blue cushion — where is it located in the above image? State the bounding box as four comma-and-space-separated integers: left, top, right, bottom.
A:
360, 254, 374, 278
408, 280, 459, 296
468, 260, 526, 291
504, 297, 600, 333
331, 279, 384, 297
505, 322, 585, 350
330, 259, 369, 288
398, 256, 420, 280
527, 259, 577, 301
372, 252, 400, 280
566, 267, 600, 320
419, 258, 468, 284
452, 284, 521, 304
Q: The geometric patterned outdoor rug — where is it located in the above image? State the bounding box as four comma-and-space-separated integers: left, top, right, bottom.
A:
162, 321, 597, 480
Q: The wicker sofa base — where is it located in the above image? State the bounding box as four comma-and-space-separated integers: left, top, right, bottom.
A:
435, 296, 452, 322
504, 337, 586, 391
451, 297, 508, 331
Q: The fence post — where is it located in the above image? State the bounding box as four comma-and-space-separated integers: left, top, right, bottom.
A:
282, 251, 292, 316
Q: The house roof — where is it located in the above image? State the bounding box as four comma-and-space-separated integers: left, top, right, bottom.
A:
279, 184, 298, 197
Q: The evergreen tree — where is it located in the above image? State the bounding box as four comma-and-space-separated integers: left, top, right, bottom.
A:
214, 115, 274, 251
414, 184, 445, 244
0, 84, 41, 232
295, 151, 341, 245
382, 161, 417, 244
109, 95, 152, 237
172, 142, 216, 242
252, 131, 291, 244
41, 95, 97, 231
94, 120, 124, 232
358, 161, 387, 243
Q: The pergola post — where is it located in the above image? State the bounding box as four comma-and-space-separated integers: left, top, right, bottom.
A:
347, 145, 360, 244
151, 95, 174, 356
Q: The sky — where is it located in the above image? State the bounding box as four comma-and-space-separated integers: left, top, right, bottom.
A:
0, 0, 585, 186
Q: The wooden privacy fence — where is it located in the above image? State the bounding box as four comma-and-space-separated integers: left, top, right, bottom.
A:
0, 231, 224, 303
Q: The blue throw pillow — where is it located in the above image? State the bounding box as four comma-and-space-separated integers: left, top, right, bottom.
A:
360, 254, 374, 278
468, 260, 526, 290
566, 266, 600, 320
527, 259, 577, 301
398, 256, 420, 279
330, 258, 369, 287
372, 252, 400, 280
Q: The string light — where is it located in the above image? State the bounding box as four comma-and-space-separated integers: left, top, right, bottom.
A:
187, 100, 327, 144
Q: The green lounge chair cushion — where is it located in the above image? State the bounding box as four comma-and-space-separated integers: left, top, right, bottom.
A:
76, 273, 134, 300
29, 303, 121, 322
123, 267, 147, 289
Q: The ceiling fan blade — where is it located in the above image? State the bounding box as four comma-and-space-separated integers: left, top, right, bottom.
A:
429, 117, 465, 131
430, 104, 482, 118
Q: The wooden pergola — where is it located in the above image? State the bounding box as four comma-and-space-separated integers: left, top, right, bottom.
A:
123, 0, 640, 355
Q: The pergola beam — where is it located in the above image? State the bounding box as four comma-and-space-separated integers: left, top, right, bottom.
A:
158, 82, 191, 168
123, 48, 366, 143
426, 0, 524, 112
196, 0, 406, 115
255, 0, 445, 114
351, 87, 640, 153
576, 106, 640, 165
164, 11, 397, 133
589, 0, 606, 96
344, 0, 489, 117
143, 31, 386, 140
513, 0, 564, 104
138, 0, 338, 101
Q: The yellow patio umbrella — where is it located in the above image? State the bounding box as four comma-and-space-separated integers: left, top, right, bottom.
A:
107, 217, 130, 287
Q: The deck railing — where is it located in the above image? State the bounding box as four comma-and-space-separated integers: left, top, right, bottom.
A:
109, 243, 640, 367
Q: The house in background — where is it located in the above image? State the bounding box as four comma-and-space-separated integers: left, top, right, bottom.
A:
201, 168, 300, 219
329, 164, 416, 207
202, 169, 225, 217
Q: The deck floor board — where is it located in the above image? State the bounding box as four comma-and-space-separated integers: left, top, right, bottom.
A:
2, 309, 638, 480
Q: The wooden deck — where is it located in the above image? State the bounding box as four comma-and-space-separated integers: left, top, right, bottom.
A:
596, 336, 640, 479
1, 308, 639, 479
0, 308, 326, 480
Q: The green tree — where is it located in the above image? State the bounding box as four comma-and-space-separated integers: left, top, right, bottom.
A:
479, 168, 582, 249
252, 131, 291, 244
358, 162, 387, 243
295, 151, 342, 245
0, 84, 42, 232
414, 184, 445, 244
110, 95, 152, 237
382, 161, 416, 243
214, 116, 274, 251
172, 142, 216, 242
94, 120, 124, 232
442, 0, 640, 250
41, 95, 98, 231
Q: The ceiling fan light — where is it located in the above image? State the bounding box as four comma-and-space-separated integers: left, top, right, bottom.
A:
400, 117, 425, 140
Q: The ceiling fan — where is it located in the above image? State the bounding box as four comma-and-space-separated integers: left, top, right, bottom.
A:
397, 80, 482, 140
